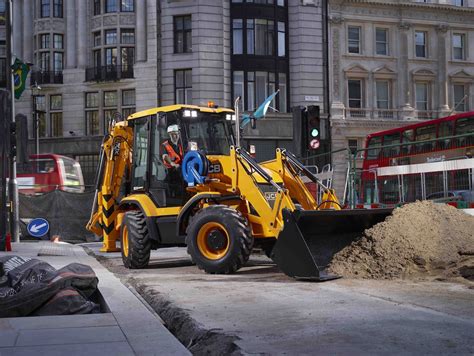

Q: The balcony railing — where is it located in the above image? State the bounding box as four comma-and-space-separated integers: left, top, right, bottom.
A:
416, 110, 435, 120
85, 65, 134, 82
345, 108, 439, 120
30, 71, 63, 85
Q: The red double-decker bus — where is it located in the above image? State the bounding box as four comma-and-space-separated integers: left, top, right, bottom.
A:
17, 154, 85, 195
359, 112, 474, 205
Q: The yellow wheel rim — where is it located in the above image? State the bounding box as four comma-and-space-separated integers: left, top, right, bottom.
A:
197, 222, 230, 260
122, 225, 129, 257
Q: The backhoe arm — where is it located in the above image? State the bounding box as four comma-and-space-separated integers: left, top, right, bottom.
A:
86, 122, 133, 252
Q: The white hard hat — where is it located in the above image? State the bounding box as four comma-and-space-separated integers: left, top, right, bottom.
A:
167, 124, 179, 133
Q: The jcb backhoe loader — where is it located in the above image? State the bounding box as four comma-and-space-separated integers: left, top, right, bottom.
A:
87, 104, 392, 280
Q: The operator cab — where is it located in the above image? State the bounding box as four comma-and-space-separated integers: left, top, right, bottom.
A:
128, 105, 236, 207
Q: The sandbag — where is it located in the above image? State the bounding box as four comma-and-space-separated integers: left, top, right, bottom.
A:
0, 255, 99, 318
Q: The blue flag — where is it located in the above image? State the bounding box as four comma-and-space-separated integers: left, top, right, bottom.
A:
241, 90, 279, 128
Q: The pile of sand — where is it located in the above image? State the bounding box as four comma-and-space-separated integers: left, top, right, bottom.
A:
328, 201, 474, 281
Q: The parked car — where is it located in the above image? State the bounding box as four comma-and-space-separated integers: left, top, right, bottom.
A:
427, 190, 474, 203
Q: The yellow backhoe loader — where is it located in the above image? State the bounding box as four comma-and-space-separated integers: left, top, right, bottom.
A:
87, 104, 392, 280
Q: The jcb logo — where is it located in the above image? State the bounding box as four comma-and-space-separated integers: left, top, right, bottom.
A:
208, 163, 221, 174
264, 192, 277, 201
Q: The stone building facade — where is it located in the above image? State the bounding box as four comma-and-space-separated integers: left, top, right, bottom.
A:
4, 0, 328, 185
328, 0, 474, 195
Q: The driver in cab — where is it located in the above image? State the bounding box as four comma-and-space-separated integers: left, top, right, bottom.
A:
162, 124, 184, 171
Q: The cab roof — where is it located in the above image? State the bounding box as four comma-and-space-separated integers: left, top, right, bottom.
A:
127, 104, 234, 121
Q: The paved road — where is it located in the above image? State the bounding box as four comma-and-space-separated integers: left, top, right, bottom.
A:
86, 244, 474, 355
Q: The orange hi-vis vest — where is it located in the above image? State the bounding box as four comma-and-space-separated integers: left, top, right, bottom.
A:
162, 140, 183, 168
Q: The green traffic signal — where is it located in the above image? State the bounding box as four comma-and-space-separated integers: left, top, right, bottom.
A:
311, 128, 319, 137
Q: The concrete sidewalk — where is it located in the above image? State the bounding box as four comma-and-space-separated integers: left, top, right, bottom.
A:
0, 241, 190, 356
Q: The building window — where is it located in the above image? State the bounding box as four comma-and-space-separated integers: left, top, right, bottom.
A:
376, 81, 389, 109
415, 82, 429, 111
50, 95, 62, 137
50, 95, 62, 110
375, 28, 388, 56
278, 72, 287, 113
94, 32, 101, 47
232, 70, 287, 112
348, 79, 363, 108
233, 19, 243, 54
94, 0, 101, 15
53, 34, 63, 49
415, 31, 427, 58
247, 19, 274, 55
40, 52, 50, 71
35, 96, 47, 137
53, 52, 63, 72
105, 0, 118, 13
121, 47, 134, 71
122, 89, 136, 118
348, 139, 358, 155
104, 91, 118, 107
453, 0, 464, 6
41, 0, 50, 18
175, 69, 192, 104
53, 0, 63, 18
277, 22, 285, 57
453, 33, 465, 60
93, 49, 101, 68
103, 91, 118, 133
121, 0, 134, 12
121, 29, 135, 44
105, 48, 117, 66
174, 16, 192, 53
105, 30, 117, 45
85, 92, 100, 136
453, 84, 468, 112
50, 113, 62, 137
40, 34, 50, 49
233, 71, 244, 110
348, 26, 361, 54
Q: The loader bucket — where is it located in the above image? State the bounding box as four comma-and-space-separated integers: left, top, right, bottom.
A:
270, 208, 393, 281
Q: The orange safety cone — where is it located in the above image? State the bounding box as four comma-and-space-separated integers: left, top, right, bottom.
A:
5, 233, 12, 252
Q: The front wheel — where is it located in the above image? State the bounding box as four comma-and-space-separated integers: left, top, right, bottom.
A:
186, 205, 253, 274
120, 211, 151, 269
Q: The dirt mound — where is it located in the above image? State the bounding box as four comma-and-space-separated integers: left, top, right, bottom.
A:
328, 201, 474, 281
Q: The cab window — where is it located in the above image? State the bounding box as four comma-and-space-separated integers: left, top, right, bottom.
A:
131, 118, 149, 190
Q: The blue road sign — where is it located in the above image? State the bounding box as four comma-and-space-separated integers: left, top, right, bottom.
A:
27, 218, 50, 238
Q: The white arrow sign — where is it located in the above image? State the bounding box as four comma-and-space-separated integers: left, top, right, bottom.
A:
30, 223, 47, 233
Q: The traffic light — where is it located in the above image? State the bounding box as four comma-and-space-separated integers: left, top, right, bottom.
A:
306, 105, 320, 150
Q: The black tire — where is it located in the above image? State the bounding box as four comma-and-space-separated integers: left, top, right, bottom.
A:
186, 205, 253, 274
120, 211, 151, 269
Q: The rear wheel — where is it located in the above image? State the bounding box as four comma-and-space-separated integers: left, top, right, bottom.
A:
186, 205, 253, 274
120, 211, 151, 269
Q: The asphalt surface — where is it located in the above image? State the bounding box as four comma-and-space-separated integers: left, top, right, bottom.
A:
84, 243, 474, 355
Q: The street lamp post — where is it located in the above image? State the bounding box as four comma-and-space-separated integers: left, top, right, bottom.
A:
31, 82, 42, 160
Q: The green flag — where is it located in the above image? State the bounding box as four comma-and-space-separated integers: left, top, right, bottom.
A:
11, 58, 30, 100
